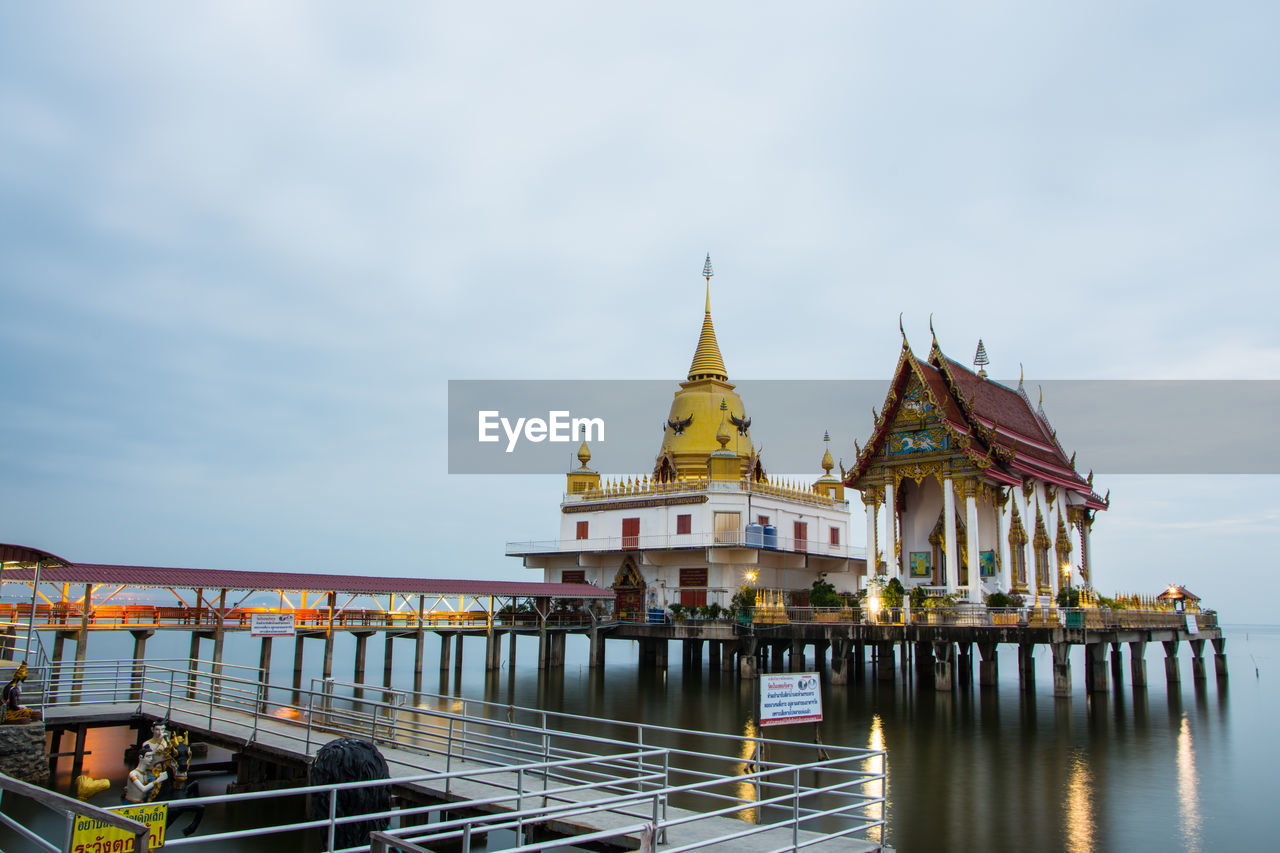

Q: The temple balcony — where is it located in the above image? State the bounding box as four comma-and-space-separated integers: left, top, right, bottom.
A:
561, 476, 849, 511
505, 531, 866, 559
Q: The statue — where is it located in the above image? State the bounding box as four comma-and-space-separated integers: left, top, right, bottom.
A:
123, 741, 169, 804
309, 738, 391, 848
122, 721, 205, 835
2, 661, 41, 723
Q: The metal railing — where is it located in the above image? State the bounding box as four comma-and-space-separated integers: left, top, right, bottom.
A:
27, 660, 886, 852
737, 605, 1217, 631
0, 605, 504, 632
506, 530, 865, 560
0, 773, 150, 852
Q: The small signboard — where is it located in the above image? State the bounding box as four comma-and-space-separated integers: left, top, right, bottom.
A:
251, 612, 296, 637
1186, 613, 1198, 635
72, 802, 167, 852
760, 672, 823, 727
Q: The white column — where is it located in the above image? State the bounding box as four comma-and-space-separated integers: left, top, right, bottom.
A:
997, 495, 1012, 594
883, 481, 897, 579
943, 476, 958, 594
965, 483, 981, 604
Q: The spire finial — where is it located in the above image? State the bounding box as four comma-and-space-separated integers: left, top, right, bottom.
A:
715, 397, 731, 449
899, 312, 907, 339
688, 255, 728, 381
576, 440, 591, 470
702, 253, 714, 314
821, 430, 834, 475
974, 339, 989, 378
928, 313, 937, 345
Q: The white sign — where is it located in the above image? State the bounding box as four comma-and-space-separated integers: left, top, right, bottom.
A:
1186, 613, 1198, 635
251, 612, 296, 637
760, 672, 823, 727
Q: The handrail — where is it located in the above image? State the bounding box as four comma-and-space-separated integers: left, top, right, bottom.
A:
0, 772, 150, 852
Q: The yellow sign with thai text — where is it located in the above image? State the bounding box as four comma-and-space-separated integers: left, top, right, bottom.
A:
71, 802, 167, 852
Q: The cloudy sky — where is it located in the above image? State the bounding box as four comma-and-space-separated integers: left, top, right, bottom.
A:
2, 3, 1277, 622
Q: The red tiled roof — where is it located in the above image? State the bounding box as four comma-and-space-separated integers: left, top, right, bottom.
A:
0, 560, 614, 599
844, 340, 1107, 510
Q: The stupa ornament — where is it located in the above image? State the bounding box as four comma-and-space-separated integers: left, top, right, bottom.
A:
974, 339, 989, 378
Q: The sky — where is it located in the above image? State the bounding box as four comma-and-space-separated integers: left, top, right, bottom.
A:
2, 2, 1277, 622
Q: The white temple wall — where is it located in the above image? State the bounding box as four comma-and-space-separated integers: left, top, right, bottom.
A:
898, 477, 943, 585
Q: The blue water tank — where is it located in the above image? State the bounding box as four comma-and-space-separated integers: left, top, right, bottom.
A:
746, 523, 764, 547
762, 524, 778, 549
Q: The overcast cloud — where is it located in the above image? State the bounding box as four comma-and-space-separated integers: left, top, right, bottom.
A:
2, 2, 1277, 621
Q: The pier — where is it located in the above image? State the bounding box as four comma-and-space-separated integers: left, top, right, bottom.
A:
15, 660, 885, 851
609, 604, 1224, 699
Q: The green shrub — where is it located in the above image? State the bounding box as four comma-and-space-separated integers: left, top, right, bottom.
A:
810, 578, 842, 609
729, 586, 756, 617
884, 577, 905, 608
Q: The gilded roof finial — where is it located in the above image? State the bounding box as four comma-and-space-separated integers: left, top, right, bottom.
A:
929, 313, 937, 344
1018, 362, 1025, 390
821, 430, 834, 475
576, 440, 592, 470
899, 312, 906, 339
974, 339, 989, 378
688, 254, 728, 381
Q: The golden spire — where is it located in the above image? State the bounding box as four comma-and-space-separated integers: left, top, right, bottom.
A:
821, 430, 834, 475
576, 440, 591, 469
688, 254, 728, 381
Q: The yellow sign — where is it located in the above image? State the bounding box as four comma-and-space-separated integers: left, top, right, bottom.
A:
71, 803, 167, 852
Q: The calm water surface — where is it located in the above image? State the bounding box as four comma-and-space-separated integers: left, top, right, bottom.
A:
7, 624, 1278, 852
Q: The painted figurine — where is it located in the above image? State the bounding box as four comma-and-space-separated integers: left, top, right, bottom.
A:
123, 741, 169, 803
2, 661, 42, 723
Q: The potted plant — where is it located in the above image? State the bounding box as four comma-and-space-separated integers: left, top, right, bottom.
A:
1057, 586, 1082, 627
729, 586, 756, 624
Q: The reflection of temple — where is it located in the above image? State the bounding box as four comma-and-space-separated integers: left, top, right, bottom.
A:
509, 258, 863, 615
843, 328, 1108, 603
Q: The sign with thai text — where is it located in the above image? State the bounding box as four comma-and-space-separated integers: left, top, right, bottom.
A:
251, 612, 296, 637
71, 802, 166, 851
759, 672, 822, 727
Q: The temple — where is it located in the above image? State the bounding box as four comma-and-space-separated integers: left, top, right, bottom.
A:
509, 257, 864, 616
842, 324, 1108, 603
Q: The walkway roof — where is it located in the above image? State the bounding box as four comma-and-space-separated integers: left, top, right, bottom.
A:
0, 545, 612, 599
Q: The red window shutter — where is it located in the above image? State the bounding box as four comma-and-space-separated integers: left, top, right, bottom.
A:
622, 517, 640, 549
676, 514, 691, 534
576, 521, 589, 540
679, 568, 708, 607
794, 521, 808, 550
829, 526, 840, 546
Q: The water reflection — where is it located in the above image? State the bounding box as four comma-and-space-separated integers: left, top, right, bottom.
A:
1177, 715, 1202, 853
1064, 752, 1095, 853
867, 713, 885, 845
733, 718, 760, 823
